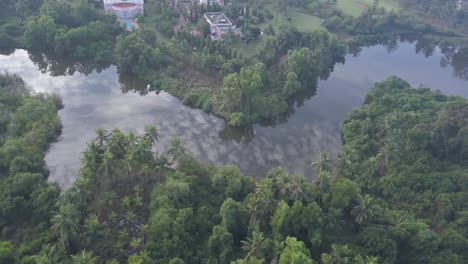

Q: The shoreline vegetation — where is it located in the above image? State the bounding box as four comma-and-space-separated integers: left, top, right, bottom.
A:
1, 0, 468, 126
1, 73, 468, 263
1, 0, 468, 263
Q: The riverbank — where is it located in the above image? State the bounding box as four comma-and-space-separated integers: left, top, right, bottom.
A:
2, 39, 467, 188
2, 0, 467, 128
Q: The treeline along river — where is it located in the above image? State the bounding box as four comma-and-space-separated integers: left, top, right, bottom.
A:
1, 39, 467, 188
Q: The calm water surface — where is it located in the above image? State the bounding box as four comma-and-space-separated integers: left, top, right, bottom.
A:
0, 41, 467, 188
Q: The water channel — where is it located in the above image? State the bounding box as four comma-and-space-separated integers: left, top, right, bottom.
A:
1, 40, 467, 188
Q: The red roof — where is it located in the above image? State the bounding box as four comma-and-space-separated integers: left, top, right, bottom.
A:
113, 3, 136, 7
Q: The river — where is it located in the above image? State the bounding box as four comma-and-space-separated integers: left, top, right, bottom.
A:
1, 40, 467, 188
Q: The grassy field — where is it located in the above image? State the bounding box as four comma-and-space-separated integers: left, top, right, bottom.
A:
229, 4, 324, 59
287, 9, 324, 32
264, 3, 324, 32
336, 0, 401, 16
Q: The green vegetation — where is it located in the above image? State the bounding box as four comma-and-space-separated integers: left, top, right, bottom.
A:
0, 73, 62, 261
2, 0, 468, 126
1, 0, 468, 263
1, 0, 123, 64
335, 0, 400, 16
2, 0, 468, 263
2, 73, 468, 263
399, 0, 468, 33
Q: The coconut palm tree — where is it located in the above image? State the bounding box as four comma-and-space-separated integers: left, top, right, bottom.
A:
123, 147, 138, 182
144, 125, 160, 148
275, 172, 291, 199
336, 149, 353, 172
366, 156, 378, 178
354, 255, 379, 264
82, 214, 104, 245
50, 204, 79, 251
167, 137, 187, 165
95, 128, 109, 148
241, 231, 265, 260
35, 245, 62, 264
83, 141, 101, 172
311, 152, 332, 176
351, 194, 376, 225
108, 128, 127, 159
155, 154, 171, 180
322, 244, 352, 264
388, 213, 410, 238
289, 175, 306, 201
99, 149, 116, 184
71, 250, 98, 264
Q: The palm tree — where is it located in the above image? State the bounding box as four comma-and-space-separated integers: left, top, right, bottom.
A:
73, 176, 94, 205
99, 149, 115, 184
311, 152, 332, 176
155, 154, 171, 180
354, 255, 379, 264
83, 141, 101, 172
95, 128, 109, 148
123, 147, 138, 182
139, 224, 149, 243
248, 180, 275, 227
71, 250, 98, 264
241, 231, 265, 260
336, 149, 353, 173
275, 172, 291, 199
82, 214, 103, 245
351, 194, 376, 225
289, 175, 306, 201
144, 125, 160, 148
388, 213, 410, 238
167, 137, 187, 165
108, 128, 127, 158
366, 156, 378, 178
35, 244, 62, 264
322, 244, 352, 264
130, 237, 143, 252
50, 204, 79, 251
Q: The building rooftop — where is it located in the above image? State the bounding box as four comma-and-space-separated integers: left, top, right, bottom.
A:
103, 0, 143, 4
204, 12, 232, 26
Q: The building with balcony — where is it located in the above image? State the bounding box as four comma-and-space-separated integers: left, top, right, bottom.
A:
103, 0, 144, 29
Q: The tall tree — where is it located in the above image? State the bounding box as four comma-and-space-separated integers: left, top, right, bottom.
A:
167, 137, 187, 164
50, 204, 79, 251
71, 250, 98, 264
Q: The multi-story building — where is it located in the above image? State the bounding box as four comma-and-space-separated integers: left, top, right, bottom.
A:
103, 0, 144, 29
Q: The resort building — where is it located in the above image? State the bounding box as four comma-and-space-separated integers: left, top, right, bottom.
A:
103, 0, 144, 29
204, 12, 234, 40
198, 0, 224, 6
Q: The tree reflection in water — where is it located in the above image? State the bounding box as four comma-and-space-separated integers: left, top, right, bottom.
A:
27, 51, 110, 77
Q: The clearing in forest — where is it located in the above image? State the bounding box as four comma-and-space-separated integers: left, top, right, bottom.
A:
336, 0, 401, 16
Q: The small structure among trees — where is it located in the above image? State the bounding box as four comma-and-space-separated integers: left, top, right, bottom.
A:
103, 0, 144, 29
204, 12, 234, 40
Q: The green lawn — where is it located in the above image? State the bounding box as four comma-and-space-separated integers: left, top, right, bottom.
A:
288, 9, 324, 32
230, 4, 324, 59
264, 3, 324, 32
231, 39, 264, 59
336, 0, 401, 16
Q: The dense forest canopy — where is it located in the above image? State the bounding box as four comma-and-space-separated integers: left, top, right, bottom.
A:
0, 73, 62, 263
1, 0, 468, 263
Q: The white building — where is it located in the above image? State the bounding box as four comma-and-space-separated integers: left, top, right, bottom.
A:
103, 0, 144, 22
204, 12, 234, 39
198, 0, 224, 6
